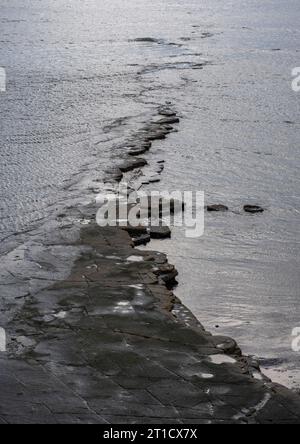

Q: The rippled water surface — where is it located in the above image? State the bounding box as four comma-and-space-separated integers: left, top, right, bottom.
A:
1, 0, 300, 389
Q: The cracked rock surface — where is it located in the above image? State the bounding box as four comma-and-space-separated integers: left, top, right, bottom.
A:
1, 223, 300, 424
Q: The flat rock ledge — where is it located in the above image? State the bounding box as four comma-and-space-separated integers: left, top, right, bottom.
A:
1, 224, 300, 424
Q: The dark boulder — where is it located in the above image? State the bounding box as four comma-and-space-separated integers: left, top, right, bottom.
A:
150, 225, 171, 239
105, 167, 123, 182
133, 37, 159, 43
211, 336, 242, 356
207, 204, 229, 212
146, 132, 167, 141
153, 264, 178, 287
149, 176, 161, 183
119, 158, 148, 173
121, 225, 148, 237
244, 205, 264, 214
154, 117, 180, 125
128, 147, 149, 156
133, 234, 151, 246
158, 107, 177, 117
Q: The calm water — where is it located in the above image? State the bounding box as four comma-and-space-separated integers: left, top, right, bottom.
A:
0, 0, 300, 389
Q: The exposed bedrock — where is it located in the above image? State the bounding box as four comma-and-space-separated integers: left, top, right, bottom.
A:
1, 223, 300, 423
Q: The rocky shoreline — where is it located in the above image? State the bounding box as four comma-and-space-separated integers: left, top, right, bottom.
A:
1, 222, 300, 423
1, 106, 300, 423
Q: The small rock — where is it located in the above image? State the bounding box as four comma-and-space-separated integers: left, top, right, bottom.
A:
244, 205, 264, 214
153, 263, 176, 276
156, 165, 165, 174
146, 129, 168, 141
150, 226, 171, 239
119, 158, 148, 173
149, 176, 161, 183
161, 125, 174, 131
158, 107, 177, 117
133, 37, 159, 43
133, 234, 151, 246
155, 117, 180, 125
106, 167, 123, 182
150, 225, 171, 239
121, 225, 148, 237
161, 270, 178, 287
212, 335, 241, 355
128, 147, 149, 156
207, 204, 229, 212
153, 263, 178, 287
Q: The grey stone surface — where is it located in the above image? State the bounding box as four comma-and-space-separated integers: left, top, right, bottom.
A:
1, 223, 300, 424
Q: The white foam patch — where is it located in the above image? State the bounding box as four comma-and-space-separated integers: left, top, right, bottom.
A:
54, 311, 67, 319
127, 256, 144, 262
80, 219, 92, 225
0, 328, 6, 352
128, 284, 144, 290
200, 373, 214, 379
113, 301, 134, 314
209, 354, 236, 365
253, 371, 264, 381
